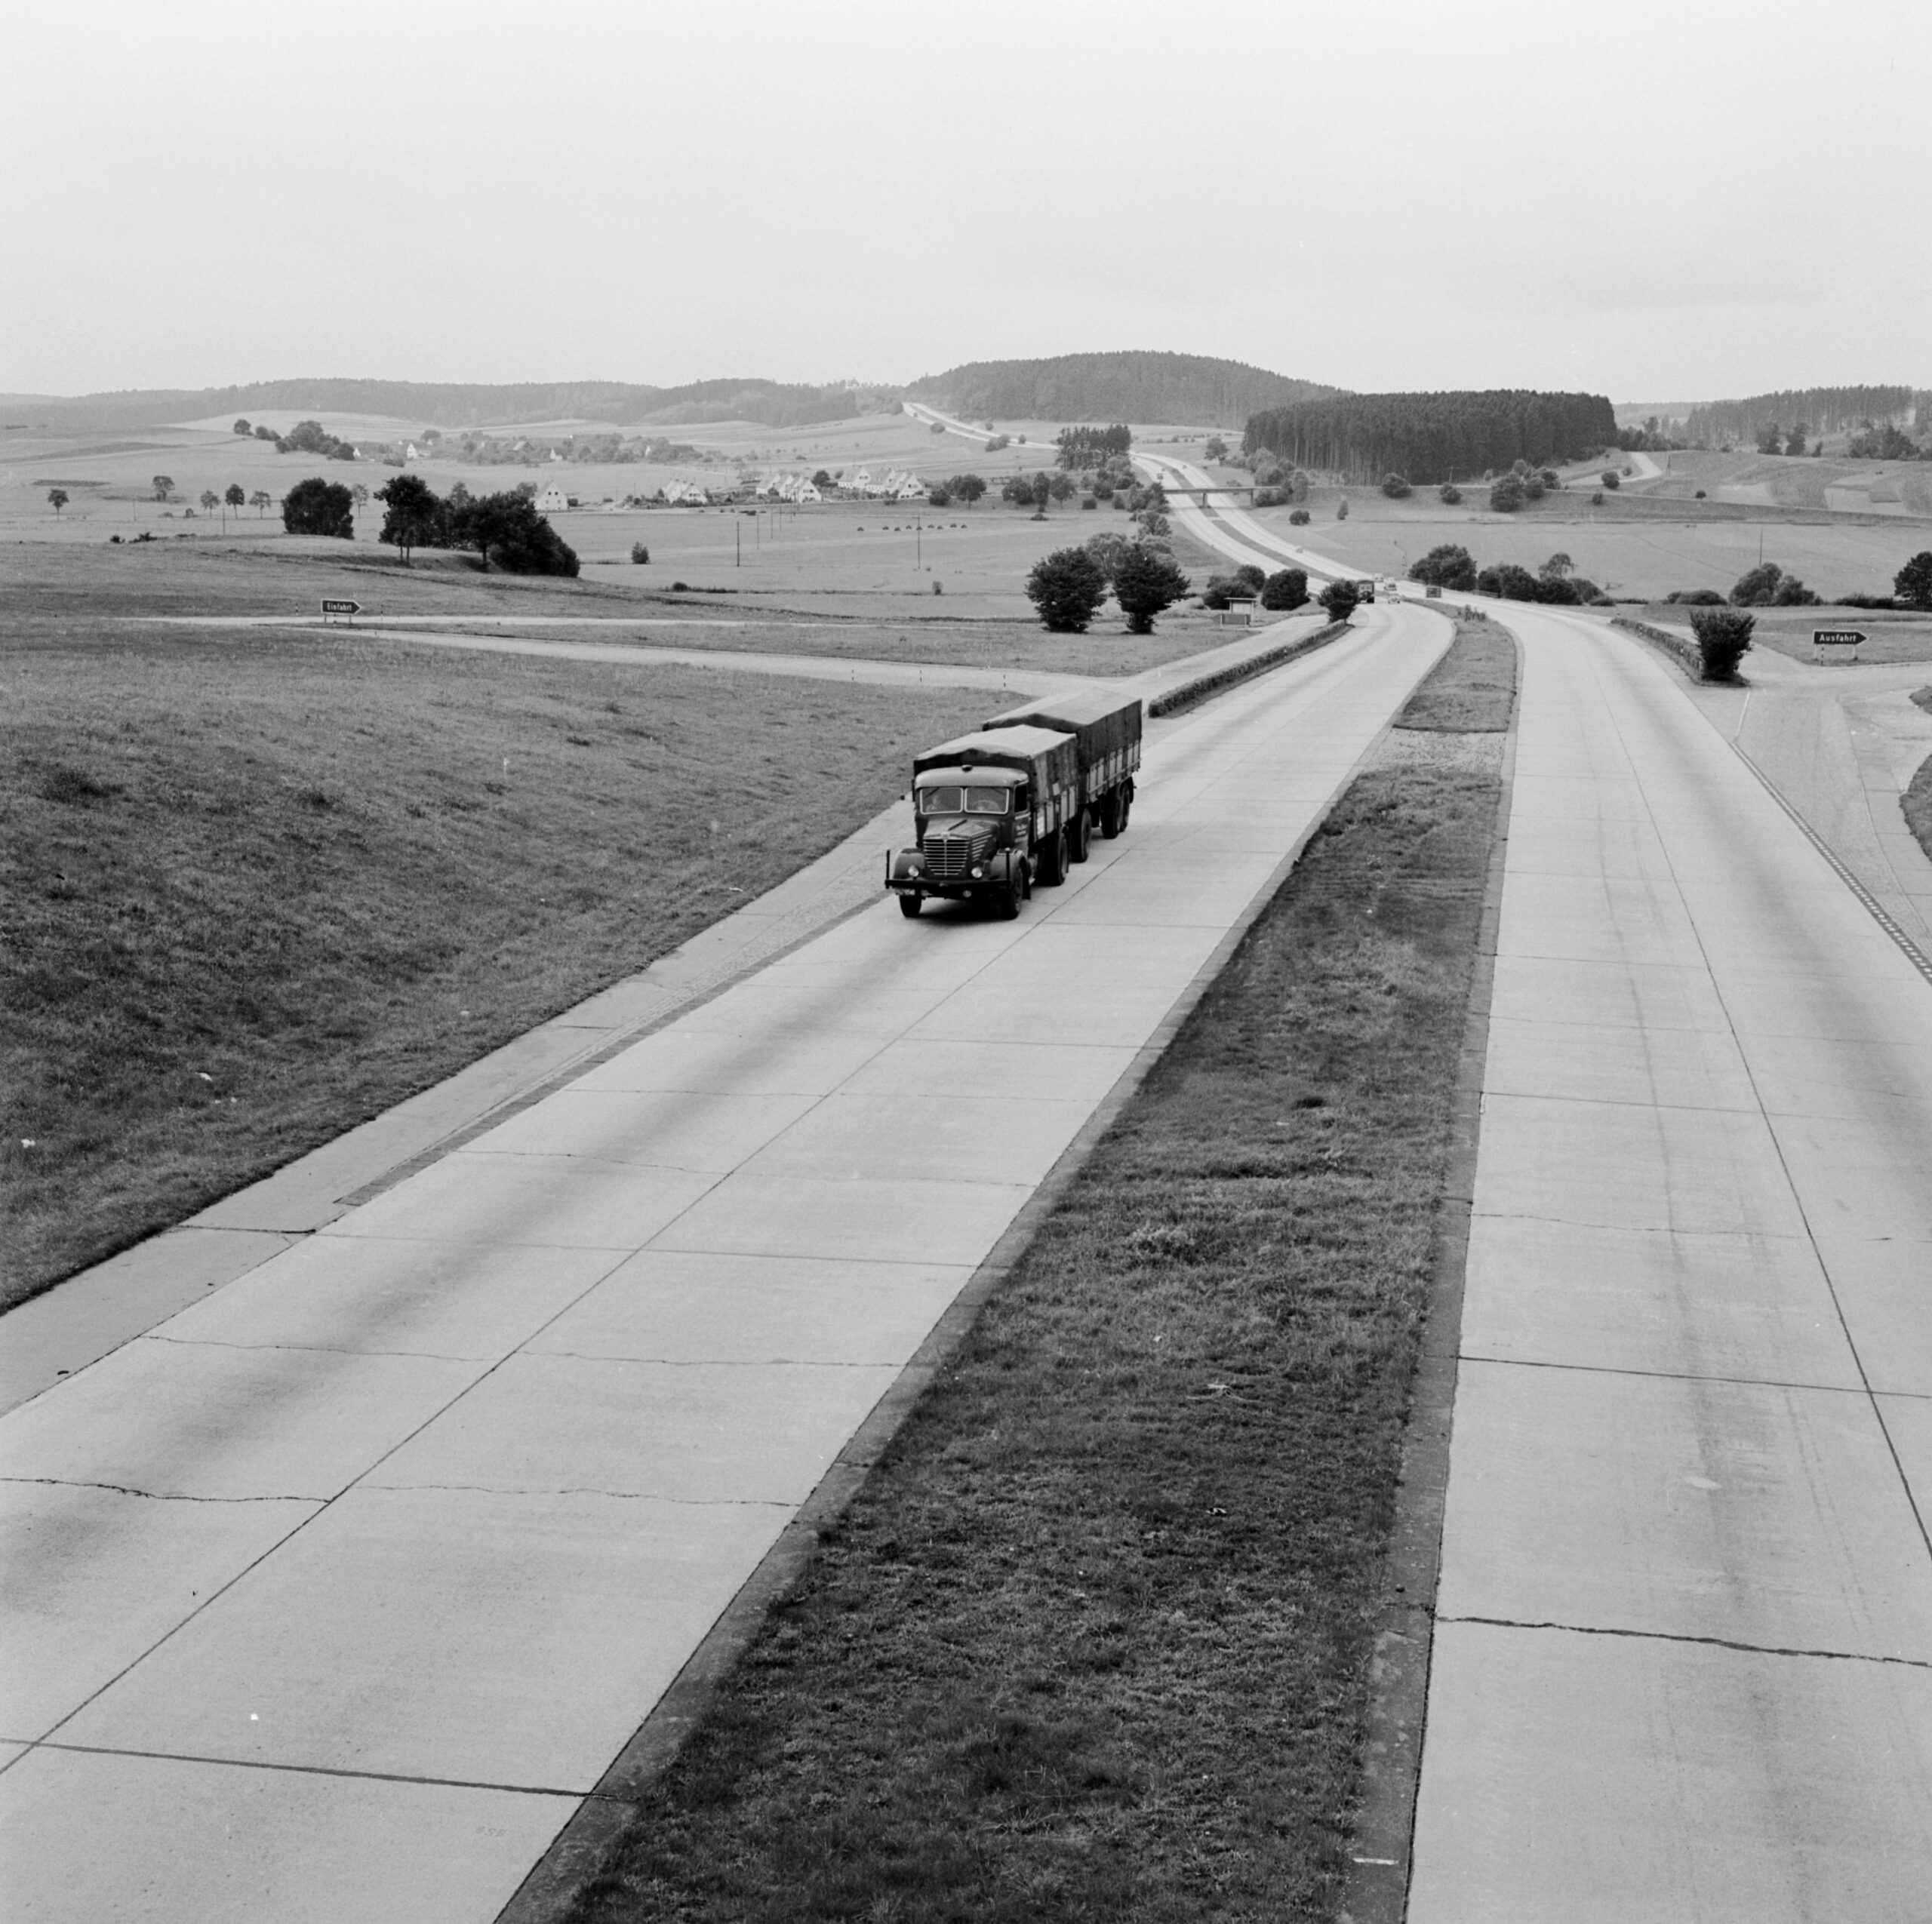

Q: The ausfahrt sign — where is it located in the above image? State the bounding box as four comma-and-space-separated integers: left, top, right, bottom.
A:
1813, 629, 1866, 647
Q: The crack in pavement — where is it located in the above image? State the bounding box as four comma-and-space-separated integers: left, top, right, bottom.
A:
1438, 1612, 1932, 1670
2, 1477, 318, 1504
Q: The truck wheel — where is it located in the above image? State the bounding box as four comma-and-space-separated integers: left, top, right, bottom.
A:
1099, 794, 1121, 839
898, 893, 922, 918
1116, 790, 1131, 834
1038, 828, 1066, 886
997, 874, 1023, 920
1070, 807, 1091, 863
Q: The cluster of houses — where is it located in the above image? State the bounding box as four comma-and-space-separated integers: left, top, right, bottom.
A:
526, 466, 937, 516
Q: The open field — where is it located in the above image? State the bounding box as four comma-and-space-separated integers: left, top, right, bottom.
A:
1638, 448, 1932, 518
557, 621, 1512, 1924
2, 541, 1232, 675
1238, 493, 1926, 604
0, 617, 989, 1309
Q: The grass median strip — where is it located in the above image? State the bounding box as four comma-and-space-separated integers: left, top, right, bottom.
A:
558, 616, 1514, 1923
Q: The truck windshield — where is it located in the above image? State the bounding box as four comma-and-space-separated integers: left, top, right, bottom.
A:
918, 785, 1010, 815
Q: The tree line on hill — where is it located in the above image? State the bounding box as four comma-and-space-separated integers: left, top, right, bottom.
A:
1680, 386, 1926, 448
909, 352, 1340, 428
1244, 390, 1617, 485
279, 472, 579, 574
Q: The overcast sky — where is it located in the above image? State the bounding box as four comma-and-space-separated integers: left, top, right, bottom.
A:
5, 0, 1924, 406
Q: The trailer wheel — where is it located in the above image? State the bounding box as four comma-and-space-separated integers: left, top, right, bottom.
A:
1069, 806, 1091, 863
1116, 790, 1131, 834
898, 893, 922, 918
1099, 793, 1121, 839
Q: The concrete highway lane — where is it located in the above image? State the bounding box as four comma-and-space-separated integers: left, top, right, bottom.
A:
1407, 608, 1932, 1922
0, 604, 1448, 1920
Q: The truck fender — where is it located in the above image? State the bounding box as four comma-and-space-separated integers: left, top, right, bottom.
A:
888, 847, 924, 885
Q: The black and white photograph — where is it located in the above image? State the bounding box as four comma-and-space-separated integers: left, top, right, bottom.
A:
4, 1, 1930, 1917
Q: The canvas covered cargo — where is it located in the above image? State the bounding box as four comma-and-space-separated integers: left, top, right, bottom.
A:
982, 690, 1142, 801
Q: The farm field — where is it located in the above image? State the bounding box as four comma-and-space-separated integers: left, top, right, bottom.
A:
2, 541, 1226, 675
1238, 494, 1926, 604
0, 613, 989, 1309
1638, 448, 1932, 517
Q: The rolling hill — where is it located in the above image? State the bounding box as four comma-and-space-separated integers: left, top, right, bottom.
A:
904, 352, 1341, 427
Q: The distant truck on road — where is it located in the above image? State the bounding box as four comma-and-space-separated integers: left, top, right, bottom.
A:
888, 690, 1142, 918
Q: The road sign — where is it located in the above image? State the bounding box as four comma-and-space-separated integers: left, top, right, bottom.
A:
320, 598, 361, 622
1812, 629, 1866, 646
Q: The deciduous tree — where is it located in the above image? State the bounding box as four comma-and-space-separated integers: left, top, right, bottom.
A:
375, 473, 446, 562
152, 475, 174, 501
1896, 551, 1932, 610
1410, 544, 1476, 591
1024, 547, 1108, 632
1260, 567, 1308, 611
46, 487, 67, 515
281, 477, 355, 539
1318, 578, 1360, 623
1112, 546, 1190, 632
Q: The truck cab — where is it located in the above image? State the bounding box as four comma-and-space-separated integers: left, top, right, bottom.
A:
888, 725, 1077, 918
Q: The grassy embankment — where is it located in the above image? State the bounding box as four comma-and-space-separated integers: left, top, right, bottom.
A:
557, 617, 1516, 1923
1907, 690, 1932, 863
1, 610, 988, 1309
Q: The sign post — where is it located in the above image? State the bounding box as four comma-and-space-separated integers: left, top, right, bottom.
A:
1812, 627, 1866, 662
320, 598, 361, 626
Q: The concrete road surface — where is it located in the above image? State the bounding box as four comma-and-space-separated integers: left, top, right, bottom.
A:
0, 605, 1449, 1921
1407, 607, 1932, 1922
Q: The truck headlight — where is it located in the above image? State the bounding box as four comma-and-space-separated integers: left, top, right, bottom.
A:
970, 863, 986, 878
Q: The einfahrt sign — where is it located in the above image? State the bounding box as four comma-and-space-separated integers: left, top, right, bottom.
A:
320, 598, 361, 624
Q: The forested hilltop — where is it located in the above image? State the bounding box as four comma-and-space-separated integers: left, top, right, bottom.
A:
1244, 389, 1616, 484
1679, 386, 1927, 446
907, 352, 1340, 426
2, 377, 897, 435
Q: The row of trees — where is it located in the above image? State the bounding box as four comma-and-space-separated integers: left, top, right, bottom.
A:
1681, 386, 1923, 448
1409, 545, 1607, 604
1024, 539, 1189, 633
1244, 389, 1617, 485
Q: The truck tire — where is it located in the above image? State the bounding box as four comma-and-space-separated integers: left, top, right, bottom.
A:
1099, 792, 1122, 839
1037, 827, 1066, 886
1116, 788, 1132, 834
997, 874, 1022, 920
1069, 806, 1091, 863
898, 893, 922, 918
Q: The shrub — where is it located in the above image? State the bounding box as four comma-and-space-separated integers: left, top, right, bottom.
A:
1380, 473, 1412, 499
1336, 499, 1349, 521
1694, 489, 1707, 499
1665, 589, 1725, 605
1896, 552, 1932, 610
985, 435, 1009, 452
1288, 509, 1311, 526
1839, 594, 1897, 610
1690, 608, 1755, 680
1730, 561, 1787, 607
1232, 564, 1266, 594
1112, 546, 1191, 633
1601, 469, 1621, 490
1438, 483, 1463, 505
630, 542, 650, 564
1475, 563, 1541, 601
1081, 494, 1097, 509
1318, 578, 1361, 623
1591, 491, 1605, 506
1260, 567, 1309, 611
281, 477, 354, 539
1201, 576, 1238, 610
1521, 474, 1547, 502
1024, 547, 1109, 632
670, 579, 689, 592
1411, 543, 1477, 592
1488, 475, 1525, 512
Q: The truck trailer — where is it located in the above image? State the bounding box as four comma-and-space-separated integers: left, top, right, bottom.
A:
887, 724, 1079, 918
981, 688, 1142, 862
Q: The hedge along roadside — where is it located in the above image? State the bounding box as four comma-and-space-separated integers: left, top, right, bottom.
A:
511, 613, 1518, 1924
1611, 612, 1706, 681
1149, 619, 1349, 717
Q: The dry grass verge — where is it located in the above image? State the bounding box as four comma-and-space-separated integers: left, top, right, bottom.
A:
555, 616, 1513, 1924
1, 621, 985, 1308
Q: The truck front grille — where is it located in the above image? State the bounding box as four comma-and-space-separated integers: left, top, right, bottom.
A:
922, 831, 990, 880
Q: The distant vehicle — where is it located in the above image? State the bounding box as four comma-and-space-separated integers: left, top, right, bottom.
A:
1425, 583, 1443, 598
888, 693, 1143, 919
1355, 579, 1377, 603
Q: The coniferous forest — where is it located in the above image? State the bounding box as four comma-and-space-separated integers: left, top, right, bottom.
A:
1243, 389, 1617, 484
